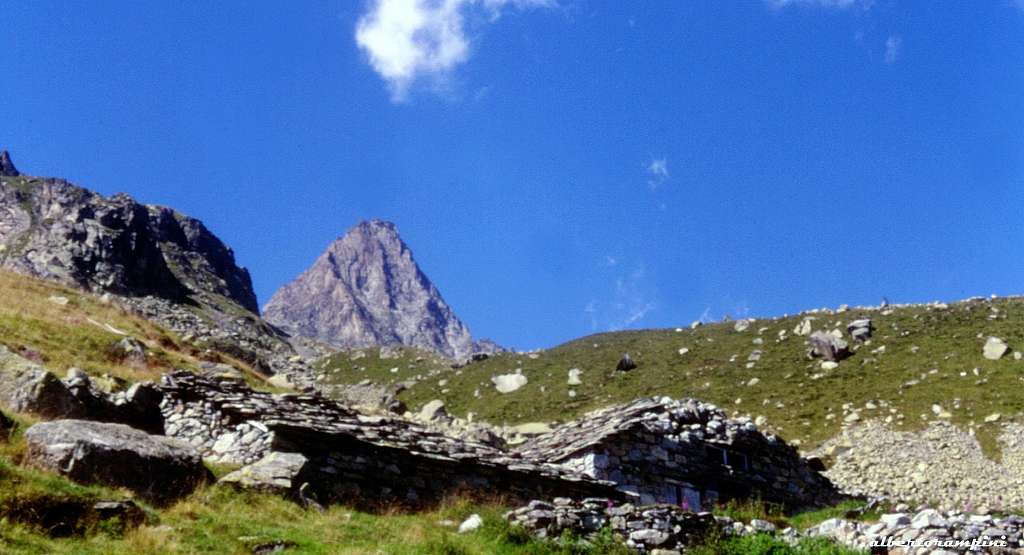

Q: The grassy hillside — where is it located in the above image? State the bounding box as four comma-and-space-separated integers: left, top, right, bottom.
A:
0, 269, 260, 385
316, 297, 1024, 455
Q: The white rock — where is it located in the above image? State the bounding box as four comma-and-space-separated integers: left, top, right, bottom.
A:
983, 337, 1009, 360
734, 319, 751, 332
678, 347, 689, 356
984, 413, 1001, 423
458, 514, 483, 533
567, 368, 583, 386
910, 509, 947, 529
47, 295, 69, 306
821, 361, 838, 370
492, 373, 528, 393
746, 377, 760, 387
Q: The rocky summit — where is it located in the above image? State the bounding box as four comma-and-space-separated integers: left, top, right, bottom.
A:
264, 220, 476, 359
0, 152, 257, 313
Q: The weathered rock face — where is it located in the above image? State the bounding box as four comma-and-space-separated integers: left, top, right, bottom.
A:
0, 155, 258, 314
263, 220, 474, 359
24, 419, 209, 504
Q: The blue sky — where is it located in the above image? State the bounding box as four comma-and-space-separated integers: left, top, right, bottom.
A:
1, 1, 1022, 350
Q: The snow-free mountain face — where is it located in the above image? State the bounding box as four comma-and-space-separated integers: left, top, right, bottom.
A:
263, 220, 475, 359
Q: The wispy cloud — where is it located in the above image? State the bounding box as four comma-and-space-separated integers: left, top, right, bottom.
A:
585, 266, 657, 331
355, 0, 553, 102
646, 158, 669, 190
884, 35, 902, 64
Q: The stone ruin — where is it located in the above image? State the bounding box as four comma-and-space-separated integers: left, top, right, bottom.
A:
158, 370, 618, 506
2, 341, 840, 513
514, 397, 839, 510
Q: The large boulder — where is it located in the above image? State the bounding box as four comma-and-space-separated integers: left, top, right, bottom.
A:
24, 420, 209, 504
808, 331, 851, 362
846, 319, 873, 342
616, 353, 637, 371
983, 337, 1009, 360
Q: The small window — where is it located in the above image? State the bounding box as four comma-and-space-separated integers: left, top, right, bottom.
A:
706, 446, 727, 465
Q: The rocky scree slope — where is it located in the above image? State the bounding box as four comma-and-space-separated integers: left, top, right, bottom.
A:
264, 220, 477, 359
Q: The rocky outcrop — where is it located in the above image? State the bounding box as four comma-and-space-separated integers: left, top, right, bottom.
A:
263, 220, 474, 359
24, 419, 209, 504
0, 153, 308, 376
0, 157, 257, 313
0, 150, 18, 177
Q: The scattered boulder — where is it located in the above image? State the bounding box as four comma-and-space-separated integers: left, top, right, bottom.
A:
793, 318, 813, 336
983, 337, 1009, 360
567, 368, 583, 386
846, 319, 872, 342
808, 331, 850, 362
616, 353, 637, 372
492, 373, 528, 394
458, 514, 483, 533
418, 399, 451, 423
24, 420, 209, 504
733, 319, 751, 332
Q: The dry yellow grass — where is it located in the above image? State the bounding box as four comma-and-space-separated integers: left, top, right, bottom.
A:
0, 268, 264, 385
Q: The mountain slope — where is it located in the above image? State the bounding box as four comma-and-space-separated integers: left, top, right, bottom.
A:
0, 151, 298, 374
315, 296, 1024, 457
264, 220, 475, 359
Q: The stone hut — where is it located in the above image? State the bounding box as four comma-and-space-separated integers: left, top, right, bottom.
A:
515, 397, 838, 510
159, 371, 619, 505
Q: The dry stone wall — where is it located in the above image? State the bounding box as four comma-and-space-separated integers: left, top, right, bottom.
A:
159, 371, 619, 505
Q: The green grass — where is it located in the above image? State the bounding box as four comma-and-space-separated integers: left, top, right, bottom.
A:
315, 297, 1024, 456
0, 412, 861, 554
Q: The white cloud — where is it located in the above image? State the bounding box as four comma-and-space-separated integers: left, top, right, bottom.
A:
884, 35, 901, 64
355, 0, 552, 101
646, 158, 669, 189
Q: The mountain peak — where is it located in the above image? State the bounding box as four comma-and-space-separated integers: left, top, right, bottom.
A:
0, 151, 19, 177
264, 220, 474, 358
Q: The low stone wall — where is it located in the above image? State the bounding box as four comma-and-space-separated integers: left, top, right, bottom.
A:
505, 497, 721, 553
